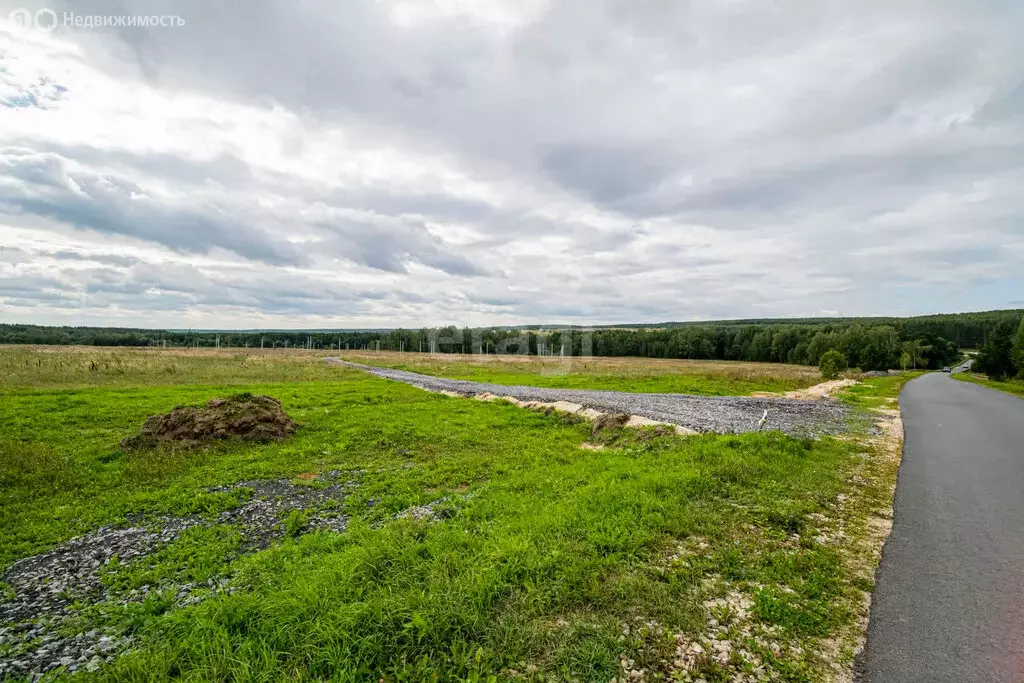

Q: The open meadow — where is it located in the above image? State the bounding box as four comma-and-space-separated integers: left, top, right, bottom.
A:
0, 346, 913, 681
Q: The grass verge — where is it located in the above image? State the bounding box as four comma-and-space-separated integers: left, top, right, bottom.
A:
952, 372, 1024, 399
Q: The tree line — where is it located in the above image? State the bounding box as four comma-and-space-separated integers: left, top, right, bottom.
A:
974, 316, 1024, 380
2, 309, 1021, 372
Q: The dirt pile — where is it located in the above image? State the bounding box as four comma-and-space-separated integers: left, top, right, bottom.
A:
122, 394, 297, 448
591, 412, 631, 437
783, 378, 859, 400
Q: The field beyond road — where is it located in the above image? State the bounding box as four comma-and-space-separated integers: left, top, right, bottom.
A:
339, 351, 824, 396
0, 346, 912, 681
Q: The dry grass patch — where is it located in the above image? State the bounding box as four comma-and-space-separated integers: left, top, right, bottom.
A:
0, 346, 341, 388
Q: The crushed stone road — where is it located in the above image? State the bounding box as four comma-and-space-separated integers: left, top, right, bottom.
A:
329, 359, 848, 437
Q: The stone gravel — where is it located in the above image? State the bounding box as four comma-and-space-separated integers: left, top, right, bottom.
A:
331, 359, 848, 437
0, 473, 355, 681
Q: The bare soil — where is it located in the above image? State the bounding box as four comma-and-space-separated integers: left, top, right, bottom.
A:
121, 394, 297, 449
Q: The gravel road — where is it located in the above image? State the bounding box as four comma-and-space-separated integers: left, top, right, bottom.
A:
329, 359, 848, 437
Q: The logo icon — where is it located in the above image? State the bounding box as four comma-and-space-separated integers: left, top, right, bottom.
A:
35, 8, 57, 31
6, 7, 32, 29
6, 7, 58, 32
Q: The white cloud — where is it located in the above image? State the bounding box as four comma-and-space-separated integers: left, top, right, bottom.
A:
0, 0, 1022, 328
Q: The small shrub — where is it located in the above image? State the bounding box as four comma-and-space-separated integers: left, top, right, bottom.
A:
818, 350, 848, 380
283, 509, 309, 537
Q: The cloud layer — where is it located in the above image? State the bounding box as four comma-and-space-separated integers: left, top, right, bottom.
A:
1, 0, 1022, 328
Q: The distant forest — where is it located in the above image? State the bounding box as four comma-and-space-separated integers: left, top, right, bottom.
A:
2, 309, 1022, 371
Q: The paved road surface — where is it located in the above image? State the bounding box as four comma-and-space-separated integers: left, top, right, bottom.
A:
858, 373, 1024, 682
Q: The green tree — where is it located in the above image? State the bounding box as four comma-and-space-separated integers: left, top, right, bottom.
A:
819, 349, 848, 379
807, 331, 836, 366
861, 325, 901, 370
975, 322, 1016, 380
900, 351, 911, 371
1013, 316, 1024, 378
902, 339, 925, 369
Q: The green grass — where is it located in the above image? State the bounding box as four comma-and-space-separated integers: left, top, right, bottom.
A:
0, 350, 906, 681
100, 526, 246, 593
838, 372, 925, 410
953, 373, 1024, 399
341, 351, 821, 397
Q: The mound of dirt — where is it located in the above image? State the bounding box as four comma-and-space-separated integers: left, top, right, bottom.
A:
784, 378, 859, 400
591, 412, 630, 437
122, 394, 297, 449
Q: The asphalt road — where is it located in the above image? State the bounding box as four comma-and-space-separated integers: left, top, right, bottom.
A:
858, 373, 1024, 682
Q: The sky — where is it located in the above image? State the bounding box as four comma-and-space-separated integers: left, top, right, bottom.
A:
1, 0, 1022, 329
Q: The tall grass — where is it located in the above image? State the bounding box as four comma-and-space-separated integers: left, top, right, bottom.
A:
0, 346, 340, 389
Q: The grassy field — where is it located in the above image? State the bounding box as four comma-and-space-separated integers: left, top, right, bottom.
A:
0, 347, 911, 681
0, 346, 338, 389
339, 351, 824, 396
953, 372, 1024, 399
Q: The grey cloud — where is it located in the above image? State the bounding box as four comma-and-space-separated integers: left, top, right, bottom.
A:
51, 250, 140, 267
624, 140, 1024, 221
0, 259, 407, 319
315, 215, 486, 277
0, 149, 309, 266
976, 80, 1024, 125
0, 273, 71, 295
540, 144, 673, 205
4, 0, 1024, 324
1, 140, 253, 193
2, 141, 491, 276
0, 246, 30, 265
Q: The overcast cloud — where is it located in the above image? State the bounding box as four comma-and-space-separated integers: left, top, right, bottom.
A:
1, 0, 1022, 328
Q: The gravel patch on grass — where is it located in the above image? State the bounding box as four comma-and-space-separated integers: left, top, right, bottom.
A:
0, 473, 355, 680
330, 359, 848, 437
